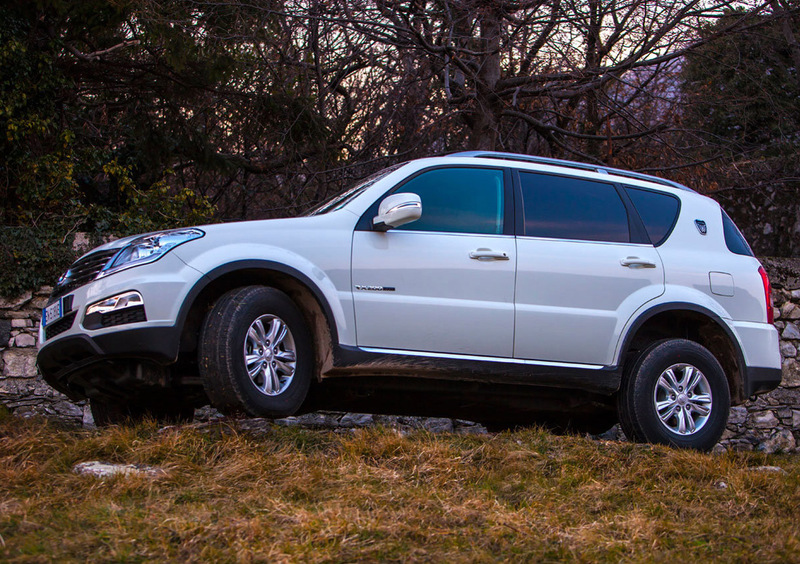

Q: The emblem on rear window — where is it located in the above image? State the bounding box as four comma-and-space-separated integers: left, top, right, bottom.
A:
695, 220, 707, 235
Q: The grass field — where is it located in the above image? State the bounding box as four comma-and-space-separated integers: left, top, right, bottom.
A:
1, 409, 799, 562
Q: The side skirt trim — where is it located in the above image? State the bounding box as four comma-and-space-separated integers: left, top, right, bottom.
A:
360, 347, 605, 370
328, 345, 621, 395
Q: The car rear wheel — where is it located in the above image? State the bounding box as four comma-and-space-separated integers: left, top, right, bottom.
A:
198, 286, 313, 418
618, 339, 729, 451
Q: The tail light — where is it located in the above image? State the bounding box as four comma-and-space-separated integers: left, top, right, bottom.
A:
758, 266, 774, 324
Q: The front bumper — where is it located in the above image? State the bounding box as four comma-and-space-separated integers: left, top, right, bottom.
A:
37, 327, 183, 401
36, 252, 205, 400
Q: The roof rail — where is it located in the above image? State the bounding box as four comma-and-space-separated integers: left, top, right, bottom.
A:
449, 151, 695, 192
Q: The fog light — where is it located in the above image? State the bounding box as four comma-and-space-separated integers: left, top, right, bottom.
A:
86, 291, 144, 315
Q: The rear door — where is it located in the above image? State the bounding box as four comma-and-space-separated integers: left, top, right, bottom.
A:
513, 171, 665, 366
351, 166, 516, 357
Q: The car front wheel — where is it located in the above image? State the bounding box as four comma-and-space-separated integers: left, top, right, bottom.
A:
618, 339, 729, 451
198, 286, 313, 418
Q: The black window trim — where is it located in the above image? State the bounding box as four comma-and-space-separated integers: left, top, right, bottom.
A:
621, 184, 682, 247
355, 164, 515, 236
511, 168, 650, 245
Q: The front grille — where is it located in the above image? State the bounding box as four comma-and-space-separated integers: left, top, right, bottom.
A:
51, 249, 119, 299
100, 305, 147, 328
44, 311, 77, 340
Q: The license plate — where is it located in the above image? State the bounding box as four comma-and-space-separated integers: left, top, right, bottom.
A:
42, 300, 63, 327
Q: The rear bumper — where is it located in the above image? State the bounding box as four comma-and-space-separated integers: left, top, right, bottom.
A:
742, 366, 783, 398
729, 320, 782, 399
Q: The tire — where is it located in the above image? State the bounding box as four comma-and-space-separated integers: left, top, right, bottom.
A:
198, 286, 313, 418
90, 397, 195, 426
617, 339, 730, 451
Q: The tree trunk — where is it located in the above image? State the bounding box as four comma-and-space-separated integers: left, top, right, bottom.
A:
469, 7, 502, 150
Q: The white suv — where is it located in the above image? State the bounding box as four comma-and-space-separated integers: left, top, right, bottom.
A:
37, 152, 781, 449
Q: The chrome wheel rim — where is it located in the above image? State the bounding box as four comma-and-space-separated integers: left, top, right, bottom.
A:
653, 363, 712, 436
243, 314, 297, 396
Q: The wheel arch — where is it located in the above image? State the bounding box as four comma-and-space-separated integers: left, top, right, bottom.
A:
617, 302, 748, 404
176, 260, 338, 379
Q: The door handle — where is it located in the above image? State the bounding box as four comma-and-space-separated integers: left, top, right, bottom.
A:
469, 248, 509, 261
620, 256, 656, 268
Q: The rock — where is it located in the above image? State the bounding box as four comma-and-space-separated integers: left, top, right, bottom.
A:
456, 423, 488, 435
781, 341, 798, 358
794, 410, 800, 428
2, 349, 38, 378
764, 386, 800, 404
781, 359, 800, 387
30, 297, 48, 310
782, 323, 800, 340
728, 440, 754, 452
275, 412, 337, 428
727, 406, 747, 426
793, 289, 800, 300
339, 413, 374, 428
10, 319, 31, 328
749, 465, 788, 475
237, 418, 272, 435
781, 302, 797, 319
0, 320, 10, 346
713, 479, 728, 489
82, 404, 96, 428
73, 461, 167, 478
756, 430, 796, 454
193, 405, 224, 422
422, 418, 454, 433
0, 291, 32, 310
373, 414, 402, 427
14, 333, 36, 348
749, 410, 778, 429
273, 416, 299, 427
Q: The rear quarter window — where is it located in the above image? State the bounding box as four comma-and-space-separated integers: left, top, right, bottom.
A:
722, 210, 754, 256
624, 186, 680, 246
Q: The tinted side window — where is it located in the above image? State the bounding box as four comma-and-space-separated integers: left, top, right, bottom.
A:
519, 172, 630, 243
625, 187, 680, 246
722, 210, 754, 256
394, 168, 505, 234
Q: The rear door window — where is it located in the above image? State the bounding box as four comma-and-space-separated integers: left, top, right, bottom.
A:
518, 172, 630, 243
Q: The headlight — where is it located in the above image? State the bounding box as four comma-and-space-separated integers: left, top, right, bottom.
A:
98, 228, 204, 278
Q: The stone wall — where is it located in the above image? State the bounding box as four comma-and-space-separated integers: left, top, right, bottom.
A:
0, 287, 84, 421
2, 261, 800, 452
719, 257, 800, 454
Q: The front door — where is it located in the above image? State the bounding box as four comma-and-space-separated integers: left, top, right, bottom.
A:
351, 166, 516, 357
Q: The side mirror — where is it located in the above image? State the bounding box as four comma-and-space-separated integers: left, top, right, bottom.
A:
372, 193, 422, 231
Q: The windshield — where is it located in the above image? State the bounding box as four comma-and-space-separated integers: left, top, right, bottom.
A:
305, 162, 407, 216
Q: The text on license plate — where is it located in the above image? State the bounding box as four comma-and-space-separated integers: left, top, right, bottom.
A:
43, 300, 63, 327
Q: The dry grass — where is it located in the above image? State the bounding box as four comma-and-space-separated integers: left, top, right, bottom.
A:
1, 410, 799, 562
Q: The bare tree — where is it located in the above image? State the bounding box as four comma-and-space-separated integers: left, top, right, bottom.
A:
308, 0, 772, 167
